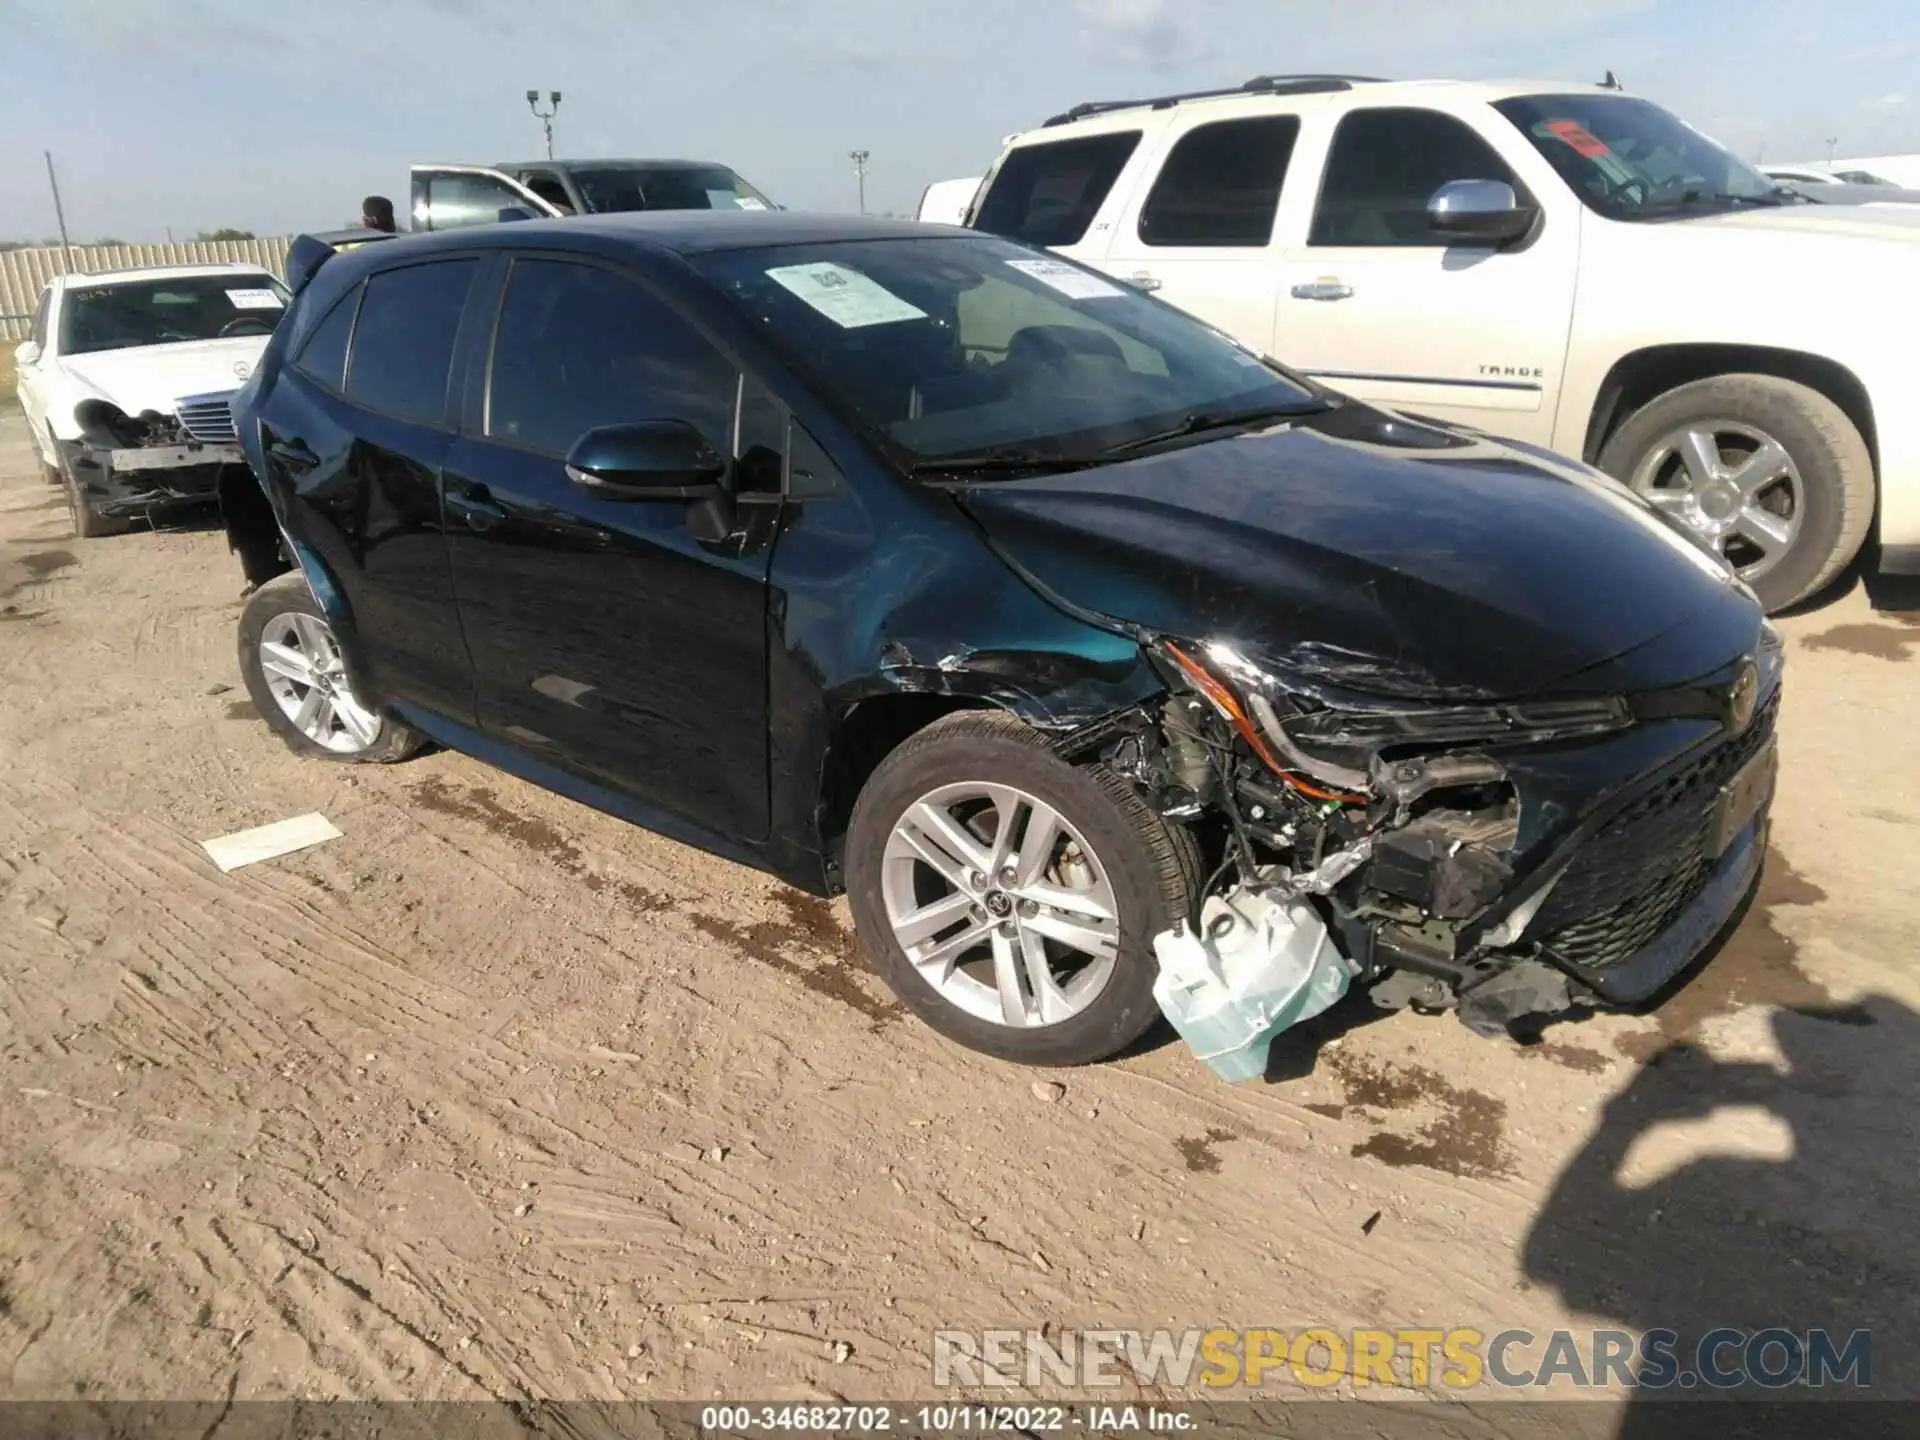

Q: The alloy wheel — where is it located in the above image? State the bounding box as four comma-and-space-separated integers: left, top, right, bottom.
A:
255, 611, 382, 754
1629, 420, 1804, 581
880, 782, 1120, 1029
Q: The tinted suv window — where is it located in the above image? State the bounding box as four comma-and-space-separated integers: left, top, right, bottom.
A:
293, 285, 360, 391
487, 258, 736, 457
973, 132, 1141, 247
345, 260, 476, 425
1139, 116, 1300, 247
1310, 109, 1519, 246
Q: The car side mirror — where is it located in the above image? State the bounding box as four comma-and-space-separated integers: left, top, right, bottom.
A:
13, 340, 41, 368
565, 420, 728, 501
1427, 179, 1538, 245
497, 205, 540, 223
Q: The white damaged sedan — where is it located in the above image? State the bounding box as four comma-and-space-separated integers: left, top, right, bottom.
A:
12, 263, 286, 536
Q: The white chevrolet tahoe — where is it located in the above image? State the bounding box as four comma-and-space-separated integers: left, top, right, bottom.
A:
968, 75, 1920, 611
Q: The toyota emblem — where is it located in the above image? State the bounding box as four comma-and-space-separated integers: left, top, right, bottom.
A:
1726, 658, 1759, 732
233, 360, 252, 379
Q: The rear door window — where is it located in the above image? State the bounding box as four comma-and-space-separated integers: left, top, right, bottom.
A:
1310, 108, 1520, 246
485, 258, 737, 457
1138, 115, 1301, 247
344, 260, 478, 425
973, 132, 1142, 246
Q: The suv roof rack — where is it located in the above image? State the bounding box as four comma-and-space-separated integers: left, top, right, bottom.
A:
1041, 73, 1384, 127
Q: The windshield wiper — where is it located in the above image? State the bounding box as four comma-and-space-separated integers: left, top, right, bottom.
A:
1098, 401, 1333, 457
908, 447, 1092, 477
1638, 187, 1791, 217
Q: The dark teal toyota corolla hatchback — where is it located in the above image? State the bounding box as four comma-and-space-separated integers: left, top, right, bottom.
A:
218, 213, 1777, 1066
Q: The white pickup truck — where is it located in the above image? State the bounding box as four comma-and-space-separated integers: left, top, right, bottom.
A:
966, 75, 1920, 611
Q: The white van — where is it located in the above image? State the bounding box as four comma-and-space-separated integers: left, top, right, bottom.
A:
970, 75, 1920, 611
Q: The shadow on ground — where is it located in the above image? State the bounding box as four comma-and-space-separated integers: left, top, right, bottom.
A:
1524, 994, 1920, 1428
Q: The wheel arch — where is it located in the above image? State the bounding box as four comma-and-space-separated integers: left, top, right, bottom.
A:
1582, 343, 1879, 485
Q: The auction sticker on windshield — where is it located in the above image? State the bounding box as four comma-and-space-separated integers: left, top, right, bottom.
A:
766, 262, 926, 327
1543, 120, 1611, 158
225, 289, 285, 310
1005, 257, 1124, 300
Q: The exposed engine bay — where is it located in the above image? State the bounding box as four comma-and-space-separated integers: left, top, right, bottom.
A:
63, 396, 247, 523
1066, 631, 1778, 1064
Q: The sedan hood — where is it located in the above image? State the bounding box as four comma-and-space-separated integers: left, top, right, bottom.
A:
954, 407, 1763, 701
59, 336, 270, 417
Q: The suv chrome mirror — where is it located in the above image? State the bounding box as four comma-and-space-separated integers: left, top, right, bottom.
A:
1427, 179, 1537, 244
565, 420, 728, 501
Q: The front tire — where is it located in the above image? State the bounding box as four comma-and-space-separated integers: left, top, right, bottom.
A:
1600, 374, 1873, 612
60, 453, 133, 538
846, 710, 1197, 1066
237, 573, 423, 763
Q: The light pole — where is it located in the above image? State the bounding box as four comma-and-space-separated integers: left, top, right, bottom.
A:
527, 90, 562, 160
850, 150, 870, 215
1825, 136, 1839, 163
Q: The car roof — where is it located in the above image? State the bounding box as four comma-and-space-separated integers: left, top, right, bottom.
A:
493, 158, 738, 174
55, 262, 276, 289
334, 212, 957, 271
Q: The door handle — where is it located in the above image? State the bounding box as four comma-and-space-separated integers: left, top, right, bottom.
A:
1124, 271, 1163, 292
268, 438, 321, 472
446, 487, 508, 532
1290, 281, 1354, 301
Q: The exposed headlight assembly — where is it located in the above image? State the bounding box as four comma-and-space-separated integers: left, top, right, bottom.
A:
1155, 638, 1631, 802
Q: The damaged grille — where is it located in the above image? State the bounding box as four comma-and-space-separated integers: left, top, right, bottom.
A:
175, 393, 240, 444
1532, 690, 1778, 971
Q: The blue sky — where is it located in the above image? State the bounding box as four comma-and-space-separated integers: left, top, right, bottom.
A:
3, 0, 1915, 241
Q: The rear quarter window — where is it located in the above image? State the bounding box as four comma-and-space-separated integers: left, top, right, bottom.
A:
292, 285, 361, 392
973, 132, 1142, 247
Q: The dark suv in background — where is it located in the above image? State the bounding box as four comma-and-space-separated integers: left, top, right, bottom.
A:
219, 214, 1777, 1067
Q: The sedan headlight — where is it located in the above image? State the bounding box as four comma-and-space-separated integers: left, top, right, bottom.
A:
1156, 637, 1631, 800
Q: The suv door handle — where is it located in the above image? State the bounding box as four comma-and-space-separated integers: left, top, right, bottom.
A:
446, 487, 507, 532
1124, 271, 1163, 292
1291, 281, 1354, 301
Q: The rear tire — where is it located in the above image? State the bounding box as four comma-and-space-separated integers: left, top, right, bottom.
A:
237, 573, 423, 763
846, 710, 1196, 1066
1600, 373, 1873, 613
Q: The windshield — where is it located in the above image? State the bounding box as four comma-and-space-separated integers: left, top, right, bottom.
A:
572, 165, 774, 214
1494, 94, 1784, 221
58, 274, 289, 356
693, 235, 1320, 466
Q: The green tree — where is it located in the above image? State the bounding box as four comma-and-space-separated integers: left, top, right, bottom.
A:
195, 228, 256, 242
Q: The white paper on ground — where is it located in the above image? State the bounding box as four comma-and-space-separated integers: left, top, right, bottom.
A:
1004, 257, 1125, 300
765, 262, 927, 328
202, 812, 342, 872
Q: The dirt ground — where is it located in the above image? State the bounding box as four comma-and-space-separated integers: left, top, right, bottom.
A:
3, 409, 1919, 1415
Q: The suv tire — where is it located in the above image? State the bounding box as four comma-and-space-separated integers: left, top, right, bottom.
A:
846, 710, 1198, 1066
1601, 373, 1873, 612
237, 573, 424, 764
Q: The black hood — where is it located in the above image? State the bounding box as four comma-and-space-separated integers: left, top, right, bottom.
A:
954, 408, 1764, 702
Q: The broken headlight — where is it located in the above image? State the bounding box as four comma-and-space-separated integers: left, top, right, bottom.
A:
1155, 638, 1631, 800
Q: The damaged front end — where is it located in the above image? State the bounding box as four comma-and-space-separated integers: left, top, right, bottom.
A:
62, 390, 245, 521
1086, 631, 1780, 1076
